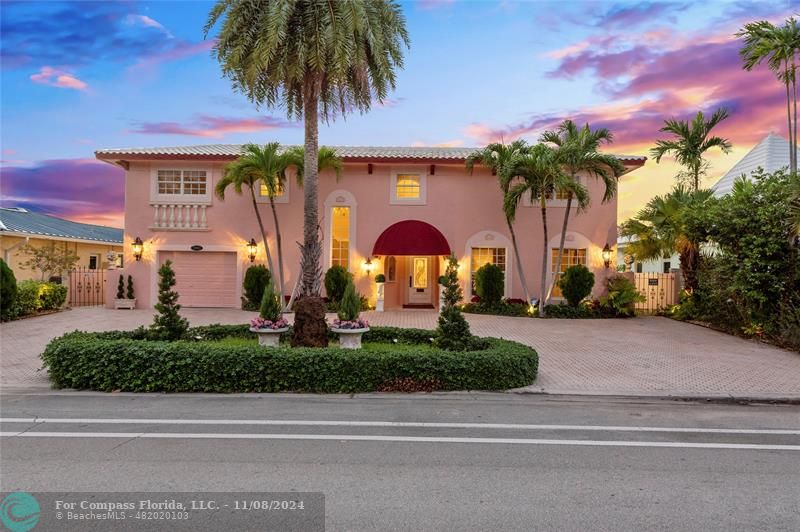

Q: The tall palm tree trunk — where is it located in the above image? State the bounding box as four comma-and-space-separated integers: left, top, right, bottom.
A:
301, 81, 322, 297
506, 218, 532, 306
268, 196, 286, 308
786, 67, 795, 174
546, 191, 573, 305
793, 61, 798, 174
249, 187, 277, 291
539, 197, 549, 318
292, 80, 328, 347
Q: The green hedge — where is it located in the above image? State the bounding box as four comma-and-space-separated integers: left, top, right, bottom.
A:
41, 326, 538, 393
9, 280, 68, 319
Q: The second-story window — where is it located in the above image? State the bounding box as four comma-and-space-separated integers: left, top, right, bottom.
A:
259, 182, 285, 198
396, 174, 421, 199
156, 170, 208, 197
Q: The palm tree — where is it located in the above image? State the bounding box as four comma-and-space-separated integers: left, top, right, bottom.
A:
650, 108, 732, 191
216, 142, 292, 304
541, 120, 626, 304
466, 140, 534, 306
286, 146, 344, 186
206, 0, 409, 346
503, 144, 586, 317
619, 186, 714, 292
738, 17, 800, 174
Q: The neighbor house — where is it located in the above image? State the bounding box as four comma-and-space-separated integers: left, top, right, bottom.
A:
95, 145, 645, 309
711, 132, 798, 197
0, 207, 123, 281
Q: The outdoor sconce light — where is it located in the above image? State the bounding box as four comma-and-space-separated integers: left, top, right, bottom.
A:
363, 256, 374, 273
602, 243, 613, 269
132, 237, 144, 262
247, 238, 258, 263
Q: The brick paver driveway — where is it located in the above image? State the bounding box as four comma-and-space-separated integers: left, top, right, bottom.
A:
1, 307, 798, 398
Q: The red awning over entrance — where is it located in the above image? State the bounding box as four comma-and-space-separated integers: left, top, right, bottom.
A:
372, 220, 451, 256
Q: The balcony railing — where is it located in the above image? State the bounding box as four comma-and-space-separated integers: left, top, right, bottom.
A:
150, 203, 210, 231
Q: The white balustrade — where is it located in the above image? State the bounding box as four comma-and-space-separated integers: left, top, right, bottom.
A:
150, 203, 209, 230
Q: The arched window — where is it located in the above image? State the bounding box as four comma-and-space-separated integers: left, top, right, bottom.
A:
385, 256, 397, 282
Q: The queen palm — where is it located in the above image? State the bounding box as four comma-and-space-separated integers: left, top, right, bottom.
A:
541, 120, 625, 304
651, 108, 732, 191
503, 143, 587, 317
619, 186, 714, 292
216, 142, 293, 304
206, 0, 409, 346
738, 17, 800, 173
466, 139, 533, 306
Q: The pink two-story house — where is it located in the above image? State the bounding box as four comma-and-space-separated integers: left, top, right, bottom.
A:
96, 145, 645, 310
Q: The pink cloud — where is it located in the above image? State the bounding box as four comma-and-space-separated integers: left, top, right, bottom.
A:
130, 114, 296, 138
410, 140, 464, 148
128, 40, 215, 73
30, 66, 88, 91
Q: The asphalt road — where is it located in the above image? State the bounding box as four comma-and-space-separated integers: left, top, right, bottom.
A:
1, 392, 799, 531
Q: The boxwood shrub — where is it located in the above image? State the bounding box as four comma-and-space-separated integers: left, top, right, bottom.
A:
41, 326, 538, 393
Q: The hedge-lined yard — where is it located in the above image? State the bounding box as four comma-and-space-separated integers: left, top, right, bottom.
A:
41, 325, 538, 393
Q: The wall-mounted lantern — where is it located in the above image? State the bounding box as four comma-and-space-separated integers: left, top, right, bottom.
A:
132, 237, 144, 262
602, 243, 613, 269
363, 256, 374, 274
247, 238, 258, 263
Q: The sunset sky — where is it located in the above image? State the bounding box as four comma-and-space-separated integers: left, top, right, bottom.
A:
1, 0, 798, 228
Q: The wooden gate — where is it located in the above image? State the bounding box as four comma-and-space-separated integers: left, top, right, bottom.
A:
68, 267, 106, 307
633, 272, 680, 313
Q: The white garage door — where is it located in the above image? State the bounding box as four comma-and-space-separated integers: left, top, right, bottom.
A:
159, 251, 238, 308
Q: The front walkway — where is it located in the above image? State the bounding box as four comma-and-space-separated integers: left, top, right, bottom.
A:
1, 307, 799, 398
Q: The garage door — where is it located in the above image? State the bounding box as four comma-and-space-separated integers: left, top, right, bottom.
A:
159, 251, 238, 308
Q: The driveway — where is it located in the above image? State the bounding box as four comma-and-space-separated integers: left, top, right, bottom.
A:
1, 307, 798, 398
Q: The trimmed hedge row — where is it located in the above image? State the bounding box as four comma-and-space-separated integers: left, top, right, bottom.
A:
41, 326, 538, 393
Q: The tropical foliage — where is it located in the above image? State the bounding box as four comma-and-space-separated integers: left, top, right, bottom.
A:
678, 169, 800, 348
435, 254, 474, 350
16, 242, 79, 281
541, 120, 624, 304
558, 265, 595, 308
474, 263, 505, 305
503, 143, 584, 317
737, 16, 800, 173
619, 186, 714, 292
650, 108, 732, 190
466, 139, 533, 305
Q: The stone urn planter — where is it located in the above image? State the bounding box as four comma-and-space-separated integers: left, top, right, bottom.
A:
114, 298, 136, 310
331, 326, 370, 349
249, 327, 289, 347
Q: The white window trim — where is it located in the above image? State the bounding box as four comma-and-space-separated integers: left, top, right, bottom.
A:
521, 176, 582, 208
546, 231, 594, 302
88, 254, 99, 270
255, 179, 290, 204
389, 168, 427, 205
463, 230, 514, 301
150, 168, 212, 205
323, 190, 358, 273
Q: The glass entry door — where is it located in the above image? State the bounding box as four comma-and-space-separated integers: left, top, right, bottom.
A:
407, 257, 431, 305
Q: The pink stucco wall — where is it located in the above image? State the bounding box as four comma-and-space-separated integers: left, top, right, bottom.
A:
107, 159, 631, 309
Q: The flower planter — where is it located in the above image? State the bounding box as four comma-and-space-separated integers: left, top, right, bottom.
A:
331, 327, 370, 349
114, 298, 136, 310
249, 327, 289, 347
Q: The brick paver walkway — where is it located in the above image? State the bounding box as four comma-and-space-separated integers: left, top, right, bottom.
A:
1, 307, 798, 398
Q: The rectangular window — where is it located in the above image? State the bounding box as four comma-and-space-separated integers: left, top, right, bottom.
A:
259, 182, 285, 198
396, 174, 421, 199
551, 248, 587, 297
663, 261, 671, 273
470, 247, 507, 291
88, 255, 99, 270
331, 206, 350, 270
157, 170, 207, 196
554, 177, 580, 200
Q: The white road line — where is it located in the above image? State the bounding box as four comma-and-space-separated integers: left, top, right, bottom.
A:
0, 431, 798, 450
0, 418, 798, 435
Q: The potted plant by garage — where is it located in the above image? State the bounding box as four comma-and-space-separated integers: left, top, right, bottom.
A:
114, 274, 136, 309
330, 279, 369, 349
374, 273, 386, 312
249, 278, 289, 347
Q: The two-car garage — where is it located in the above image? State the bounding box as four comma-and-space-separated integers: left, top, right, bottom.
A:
158, 250, 239, 308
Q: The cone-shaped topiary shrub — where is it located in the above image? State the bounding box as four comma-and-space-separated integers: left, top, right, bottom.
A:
116, 274, 125, 299
150, 260, 188, 341
259, 277, 283, 322
337, 279, 361, 321
435, 254, 473, 350
126, 275, 135, 299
